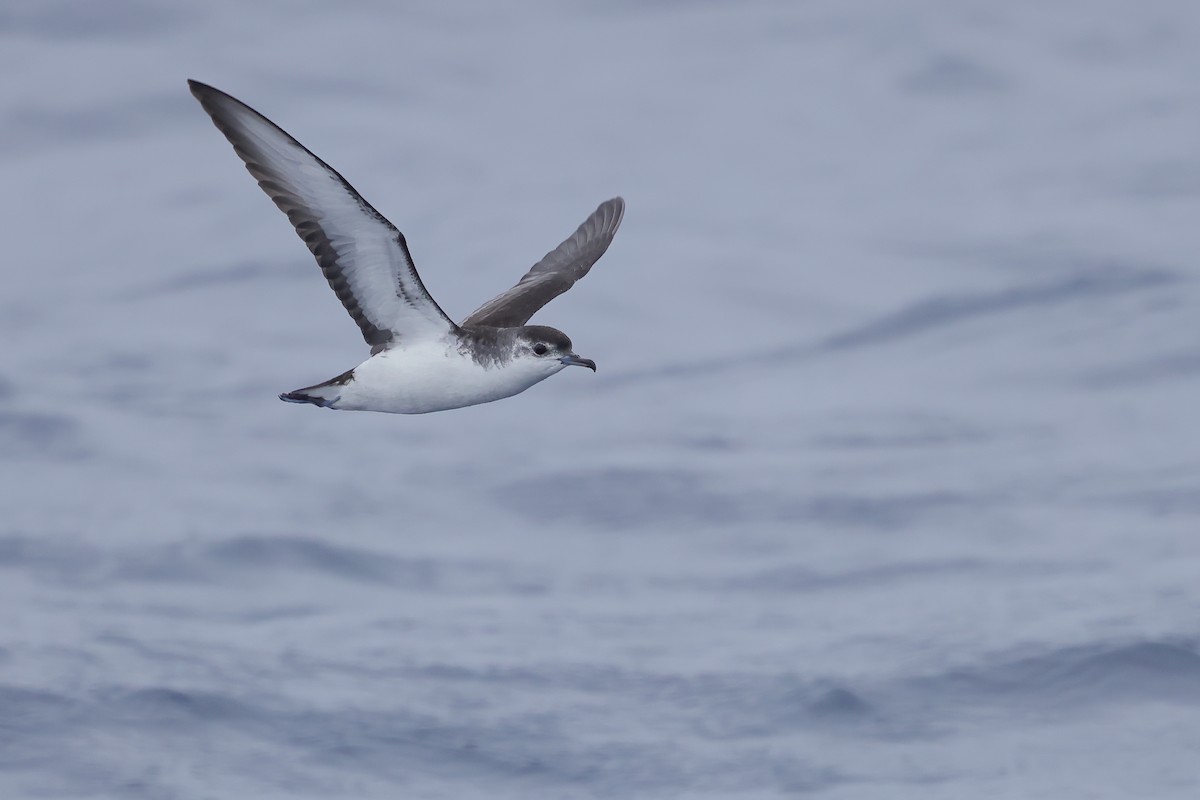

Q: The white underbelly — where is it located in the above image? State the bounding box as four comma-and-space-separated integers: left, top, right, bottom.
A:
331, 343, 556, 414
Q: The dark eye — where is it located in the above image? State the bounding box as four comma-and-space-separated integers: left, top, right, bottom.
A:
533, 343, 549, 356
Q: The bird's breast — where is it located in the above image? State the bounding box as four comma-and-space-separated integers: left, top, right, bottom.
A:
333, 342, 551, 414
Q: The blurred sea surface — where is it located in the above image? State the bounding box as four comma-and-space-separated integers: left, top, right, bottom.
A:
1, 1, 1199, 797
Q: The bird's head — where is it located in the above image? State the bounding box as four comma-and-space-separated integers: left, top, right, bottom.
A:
514, 325, 596, 374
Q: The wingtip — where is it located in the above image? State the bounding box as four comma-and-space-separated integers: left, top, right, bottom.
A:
187, 79, 230, 106
600, 196, 625, 232
187, 79, 216, 105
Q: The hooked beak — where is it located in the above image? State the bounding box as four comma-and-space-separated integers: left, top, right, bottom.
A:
560, 353, 597, 372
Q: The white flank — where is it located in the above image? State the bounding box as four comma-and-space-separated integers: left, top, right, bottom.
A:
331, 338, 569, 414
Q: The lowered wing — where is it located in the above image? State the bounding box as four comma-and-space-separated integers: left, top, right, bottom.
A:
462, 197, 624, 328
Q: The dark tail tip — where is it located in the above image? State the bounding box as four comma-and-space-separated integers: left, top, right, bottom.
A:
279, 391, 327, 407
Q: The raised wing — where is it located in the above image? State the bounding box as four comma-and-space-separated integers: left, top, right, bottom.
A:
463, 197, 624, 328
188, 80, 457, 352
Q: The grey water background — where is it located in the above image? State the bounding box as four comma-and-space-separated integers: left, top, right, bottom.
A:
2, 1, 1199, 797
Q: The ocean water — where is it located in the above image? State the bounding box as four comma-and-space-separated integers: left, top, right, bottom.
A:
2, 1, 1199, 797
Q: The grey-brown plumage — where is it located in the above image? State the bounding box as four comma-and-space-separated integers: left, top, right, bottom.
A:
463, 197, 625, 328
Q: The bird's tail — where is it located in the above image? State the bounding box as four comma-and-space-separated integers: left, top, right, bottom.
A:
278, 369, 354, 409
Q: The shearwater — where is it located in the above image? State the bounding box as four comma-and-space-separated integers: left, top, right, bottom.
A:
188, 80, 624, 414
